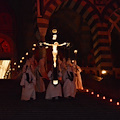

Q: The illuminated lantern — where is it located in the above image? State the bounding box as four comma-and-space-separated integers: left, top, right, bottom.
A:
52, 29, 57, 33
74, 50, 78, 54
52, 80, 59, 86
101, 70, 107, 74
52, 34, 57, 40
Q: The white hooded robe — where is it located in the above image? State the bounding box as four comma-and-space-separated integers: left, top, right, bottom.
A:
34, 66, 45, 93
74, 66, 83, 90
63, 66, 76, 98
45, 70, 62, 100
20, 68, 36, 101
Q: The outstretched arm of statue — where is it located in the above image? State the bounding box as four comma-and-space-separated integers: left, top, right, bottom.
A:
43, 42, 53, 46
58, 42, 67, 46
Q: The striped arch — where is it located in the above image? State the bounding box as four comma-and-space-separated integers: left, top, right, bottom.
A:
108, 8, 120, 45
102, 0, 120, 45
36, 0, 113, 70
102, 1, 120, 23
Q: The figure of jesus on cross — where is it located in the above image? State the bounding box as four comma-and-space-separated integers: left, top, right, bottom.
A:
40, 41, 70, 68
39, 29, 70, 86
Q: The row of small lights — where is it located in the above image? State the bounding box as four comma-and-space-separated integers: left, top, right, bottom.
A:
4, 43, 37, 79
84, 88, 120, 106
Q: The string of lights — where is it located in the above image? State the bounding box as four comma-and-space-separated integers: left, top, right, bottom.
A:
84, 88, 120, 107
4, 43, 37, 79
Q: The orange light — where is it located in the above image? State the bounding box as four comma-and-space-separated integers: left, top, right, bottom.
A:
74, 50, 77, 54
86, 89, 89, 92
52, 29, 57, 33
72, 60, 75, 63
20, 60, 22, 63
103, 96, 106, 99
14, 62, 16, 65
81, 88, 84, 90
12, 68, 15, 71
32, 48, 35, 51
117, 102, 119, 106
110, 99, 112, 102
22, 57, 24, 60
26, 52, 28, 55
33, 44, 36, 47
97, 94, 99, 97
18, 65, 20, 68
91, 92, 94, 95
101, 70, 107, 74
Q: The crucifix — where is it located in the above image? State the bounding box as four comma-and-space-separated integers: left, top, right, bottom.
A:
41, 41, 70, 68
39, 29, 70, 85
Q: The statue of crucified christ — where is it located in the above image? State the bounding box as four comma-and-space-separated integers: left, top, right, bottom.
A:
40, 41, 70, 68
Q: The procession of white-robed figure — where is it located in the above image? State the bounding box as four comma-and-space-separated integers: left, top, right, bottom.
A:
20, 28, 83, 101
38, 29, 83, 100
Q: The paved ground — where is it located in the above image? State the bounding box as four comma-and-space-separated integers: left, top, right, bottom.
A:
0, 77, 120, 120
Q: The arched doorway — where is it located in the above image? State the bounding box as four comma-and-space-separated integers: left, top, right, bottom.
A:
46, 8, 94, 67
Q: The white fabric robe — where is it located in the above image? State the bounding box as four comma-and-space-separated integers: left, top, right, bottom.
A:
74, 66, 83, 90
63, 68, 76, 98
34, 66, 45, 93
20, 68, 36, 101
45, 70, 62, 100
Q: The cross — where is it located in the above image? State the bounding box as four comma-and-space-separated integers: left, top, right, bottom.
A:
40, 41, 70, 68
39, 41, 70, 85
39, 29, 70, 86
